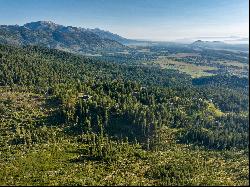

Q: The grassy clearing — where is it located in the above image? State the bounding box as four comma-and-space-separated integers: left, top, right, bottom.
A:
215, 60, 249, 68
153, 57, 217, 78
206, 101, 224, 117
168, 53, 201, 58
215, 60, 249, 77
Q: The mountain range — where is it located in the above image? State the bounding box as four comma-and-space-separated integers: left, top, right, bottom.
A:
0, 21, 248, 54
0, 21, 127, 54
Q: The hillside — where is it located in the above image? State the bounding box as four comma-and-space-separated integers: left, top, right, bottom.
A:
0, 44, 248, 185
190, 40, 249, 52
89, 28, 131, 44
0, 21, 125, 54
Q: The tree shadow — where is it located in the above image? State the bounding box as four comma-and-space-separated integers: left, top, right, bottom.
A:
69, 155, 103, 163
38, 96, 65, 126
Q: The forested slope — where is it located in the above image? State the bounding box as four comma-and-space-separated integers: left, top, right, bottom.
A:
0, 44, 248, 185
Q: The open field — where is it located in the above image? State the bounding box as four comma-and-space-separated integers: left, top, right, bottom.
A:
215, 60, 249, 69
152, 57, 217, 77
168, 53, 201, 58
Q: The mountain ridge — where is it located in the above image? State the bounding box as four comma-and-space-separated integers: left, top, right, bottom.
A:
0, 21, 248, 54
0, 21, 126, 54
189, 40, 249, 52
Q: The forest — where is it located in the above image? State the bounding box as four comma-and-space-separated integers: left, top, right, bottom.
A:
0, 44, 249, 185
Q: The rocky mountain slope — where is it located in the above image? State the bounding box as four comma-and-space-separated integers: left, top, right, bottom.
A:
0, 21, 125, 53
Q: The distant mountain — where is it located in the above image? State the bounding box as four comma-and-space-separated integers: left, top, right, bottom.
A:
1, 21, 248, 54
175, 36, 249, 45
88, 28, 130, 44
190, 40, 225, 49
88, 28, 156, 46
224, 37, 249, 44
190, 40, 249, 52
0, 21, 125, 54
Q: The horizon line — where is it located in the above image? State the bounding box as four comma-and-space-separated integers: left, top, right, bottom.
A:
1, 20, 249, 43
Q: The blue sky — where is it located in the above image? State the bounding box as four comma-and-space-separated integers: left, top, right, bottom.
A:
0, 0, 248, 41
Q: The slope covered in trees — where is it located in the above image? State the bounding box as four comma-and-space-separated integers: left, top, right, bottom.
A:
0, 44, 249, 185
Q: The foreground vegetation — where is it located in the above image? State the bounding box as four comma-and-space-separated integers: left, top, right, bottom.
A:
0, 44, 249, 185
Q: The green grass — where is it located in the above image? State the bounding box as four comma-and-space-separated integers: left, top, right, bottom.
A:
151, 57, 217, 78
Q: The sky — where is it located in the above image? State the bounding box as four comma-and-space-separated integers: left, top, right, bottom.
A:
0, 0, 249, 41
